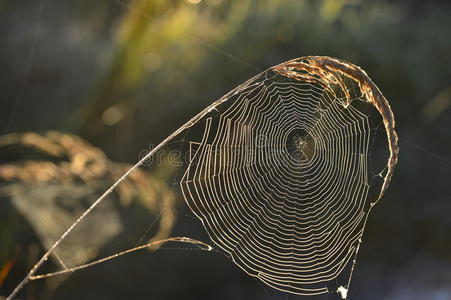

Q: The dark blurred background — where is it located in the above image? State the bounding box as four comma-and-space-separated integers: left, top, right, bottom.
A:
1, 0, 451, 299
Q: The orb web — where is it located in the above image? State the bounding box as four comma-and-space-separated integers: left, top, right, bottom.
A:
180, 57, 398, 297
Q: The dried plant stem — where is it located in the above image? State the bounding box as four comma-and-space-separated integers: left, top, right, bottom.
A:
7, 56, 398, 299
29, 237, 212, 280
6, 101, 223, 300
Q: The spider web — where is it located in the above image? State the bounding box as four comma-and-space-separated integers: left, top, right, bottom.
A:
179, 58, 397, 298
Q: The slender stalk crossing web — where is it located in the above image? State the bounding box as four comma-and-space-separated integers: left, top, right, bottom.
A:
6, 56, 398, 300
